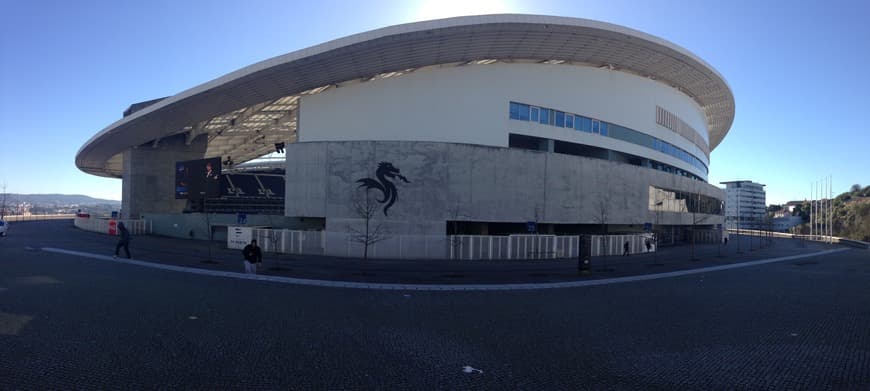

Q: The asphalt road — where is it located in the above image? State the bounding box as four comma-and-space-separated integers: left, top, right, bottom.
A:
1, 221, 869, 389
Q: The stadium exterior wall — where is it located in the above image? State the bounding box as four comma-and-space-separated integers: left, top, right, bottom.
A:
284, 141, 724, 242
299, 62, 710, 180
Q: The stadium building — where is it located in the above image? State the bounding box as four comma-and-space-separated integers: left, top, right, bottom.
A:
76, 14, 734, 257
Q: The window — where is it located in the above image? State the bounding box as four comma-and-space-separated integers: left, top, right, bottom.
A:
518, 103, 530, 121
591, 120, 600, 134
530, 107, 539, 122
600, 122, 608, 136
509, 102, 519, 120
579, 116, 592, 132
555, 111, 565, 128
539, 108, 550, 125
565, 114, 574, 129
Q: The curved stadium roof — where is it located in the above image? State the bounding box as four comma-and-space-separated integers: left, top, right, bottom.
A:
77, 14, 735, 178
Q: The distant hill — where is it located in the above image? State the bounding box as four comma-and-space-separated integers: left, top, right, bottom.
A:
7, 194, 121, 206
792, 185, 870, 242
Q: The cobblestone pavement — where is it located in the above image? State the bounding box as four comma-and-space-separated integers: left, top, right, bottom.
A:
1, 220, 869, 388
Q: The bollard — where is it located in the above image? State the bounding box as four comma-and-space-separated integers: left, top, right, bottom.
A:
578, 235, 592, 273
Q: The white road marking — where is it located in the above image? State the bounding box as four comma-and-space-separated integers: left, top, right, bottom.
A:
40, 247, 851, 292
462, 366, 484, 374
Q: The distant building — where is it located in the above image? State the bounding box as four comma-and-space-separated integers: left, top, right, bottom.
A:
784, 200, 803, 214
773, 216, 803, 232
721, 181, 767, 230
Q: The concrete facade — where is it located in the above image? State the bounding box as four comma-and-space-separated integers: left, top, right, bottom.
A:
285, 141, 724, 240
121, 134, 208, 219
300, 62, 710, 180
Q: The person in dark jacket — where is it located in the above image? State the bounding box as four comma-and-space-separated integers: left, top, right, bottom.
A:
114, 222, 131, 259
242, 239, 263, 274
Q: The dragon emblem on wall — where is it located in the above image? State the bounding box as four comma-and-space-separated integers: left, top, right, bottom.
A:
356, 162, 410, 216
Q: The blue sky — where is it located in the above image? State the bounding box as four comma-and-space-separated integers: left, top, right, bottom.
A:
1, 0, 867, 204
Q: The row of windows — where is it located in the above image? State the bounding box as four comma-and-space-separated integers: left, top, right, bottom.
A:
508, 133, 706, 182
509, 102, 708, 174
510, 102, 609, 135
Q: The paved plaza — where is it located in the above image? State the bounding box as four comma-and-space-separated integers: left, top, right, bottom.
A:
1, 220, 868, 388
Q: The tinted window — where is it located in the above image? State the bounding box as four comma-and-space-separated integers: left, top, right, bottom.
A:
530, 107, 539, 122
518, 103, 530, 121
555, 111, 565, 128
539, 108, 550, 125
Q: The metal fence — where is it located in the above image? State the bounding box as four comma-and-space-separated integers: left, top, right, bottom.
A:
252, 229, 324, 255
447, 233, 656, 260
323, 232, 448, 259
4, 214, 76, 222
74, 217, 152, 236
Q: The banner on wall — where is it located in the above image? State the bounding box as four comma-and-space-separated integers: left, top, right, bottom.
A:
227, 226, 253, 249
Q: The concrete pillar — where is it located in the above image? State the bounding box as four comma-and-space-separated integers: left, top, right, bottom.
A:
121, 134, 208, 219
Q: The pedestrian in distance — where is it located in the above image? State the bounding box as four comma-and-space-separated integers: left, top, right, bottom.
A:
645, 238, 652, 252
724, 236, 728, 245
114, 222, 131, 259
623, 240, 630, 256
242, 239, 263, 274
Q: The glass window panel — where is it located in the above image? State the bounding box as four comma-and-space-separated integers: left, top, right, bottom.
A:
530, 107, 539, 122
539, 108, 550, 125
549, 109, 556, 125
555, 111, 565, 127
580, 117, 592, 132
518, 104, 530, 121
509, 102, 519, 120
565, 114, 574, 129
600, 122, 608, 136
592, 120, 600, 134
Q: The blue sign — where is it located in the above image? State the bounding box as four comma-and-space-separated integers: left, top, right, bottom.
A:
111, 211, 118, 219
643, 222, 652, 232
527, 221, 537, 233
237, 213, 247, 225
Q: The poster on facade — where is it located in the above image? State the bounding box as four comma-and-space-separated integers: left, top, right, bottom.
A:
227, 226, 252, 249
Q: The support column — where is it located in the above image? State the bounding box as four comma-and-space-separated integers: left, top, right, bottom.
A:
121, 134, 208, 219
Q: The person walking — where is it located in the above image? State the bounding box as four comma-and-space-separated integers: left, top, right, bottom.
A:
114, 222, 131, 259
645, 238, 652, 252
623, 240, 630, 256
242, 239, 262, 274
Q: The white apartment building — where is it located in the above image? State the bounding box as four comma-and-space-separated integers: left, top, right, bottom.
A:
721, 181, 767, 230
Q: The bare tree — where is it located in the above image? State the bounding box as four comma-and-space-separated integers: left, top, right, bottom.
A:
445, 203, 470, 259
348, 189, 389, 260
591, 199, 610, 268
691, 191, 711, 261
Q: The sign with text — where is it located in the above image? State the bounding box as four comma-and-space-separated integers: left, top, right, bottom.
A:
227, 226, 252, 250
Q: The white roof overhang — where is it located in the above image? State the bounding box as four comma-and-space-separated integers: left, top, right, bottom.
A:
77, 14, 734, 178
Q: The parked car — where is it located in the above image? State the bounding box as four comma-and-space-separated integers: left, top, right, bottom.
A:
0, 219, 7, 236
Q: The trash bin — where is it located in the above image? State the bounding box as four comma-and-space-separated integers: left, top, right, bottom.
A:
578, 235, 592, 272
